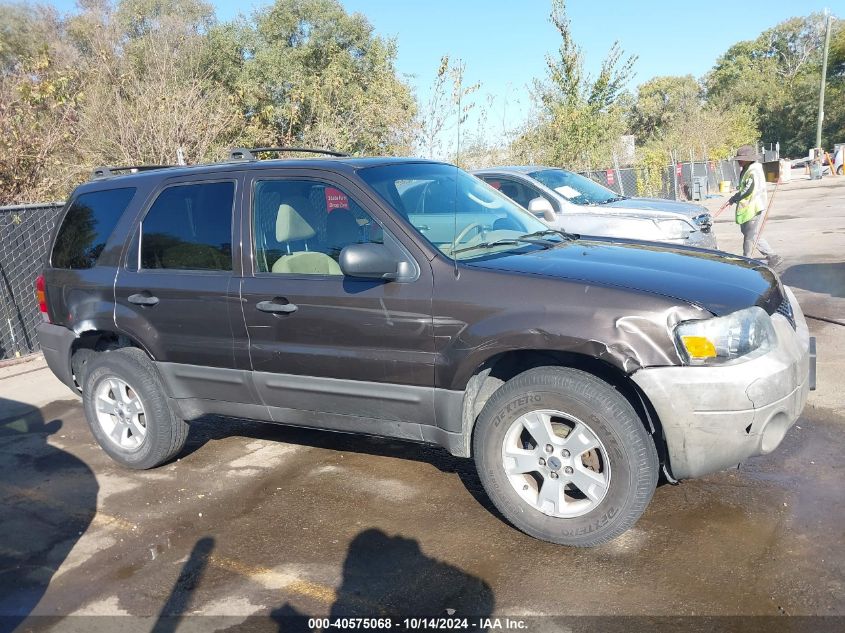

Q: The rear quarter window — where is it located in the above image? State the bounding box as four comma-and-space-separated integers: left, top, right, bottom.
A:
51, 187, 136, 269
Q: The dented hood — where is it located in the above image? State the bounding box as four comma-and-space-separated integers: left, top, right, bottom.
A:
466, 239, 782, 317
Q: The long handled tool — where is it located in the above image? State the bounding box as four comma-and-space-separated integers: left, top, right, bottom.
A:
714, 200, 730, 218
751, 180, 780, 255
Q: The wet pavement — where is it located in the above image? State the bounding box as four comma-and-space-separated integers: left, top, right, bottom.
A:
1, 176, 844, 630
1, 390, 843, 629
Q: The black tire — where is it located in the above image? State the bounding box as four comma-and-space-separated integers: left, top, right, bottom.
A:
473, 366, 658, 547
82, 348, 188, 469
71, 348, 96, 389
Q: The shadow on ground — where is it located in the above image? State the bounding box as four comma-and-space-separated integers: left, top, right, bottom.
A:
272, 528, 495, 629
149, 529, 494, 632
782, 262, 845, 298
0, 398, 98, 633
151, 537, 215, 633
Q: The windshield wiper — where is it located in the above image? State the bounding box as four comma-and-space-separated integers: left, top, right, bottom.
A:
520, 228, 580, 242
597, 195, 627, 204
451, 236, 556, 256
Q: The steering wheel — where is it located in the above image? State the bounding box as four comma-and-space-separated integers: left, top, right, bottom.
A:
454, 222, 484, 245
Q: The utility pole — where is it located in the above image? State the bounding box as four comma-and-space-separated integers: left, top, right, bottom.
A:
816, 11, 833, 150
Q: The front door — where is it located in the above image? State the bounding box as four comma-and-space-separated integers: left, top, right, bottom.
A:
239, 172, 436, 426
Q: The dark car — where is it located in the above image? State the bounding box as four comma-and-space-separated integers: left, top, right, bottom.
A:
37, 149, 814, 546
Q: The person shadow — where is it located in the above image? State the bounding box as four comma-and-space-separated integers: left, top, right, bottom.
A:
271, 528, 496, 632
0, 397, 98, 633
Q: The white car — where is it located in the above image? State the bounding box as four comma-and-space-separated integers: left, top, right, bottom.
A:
473, 166, 717, 249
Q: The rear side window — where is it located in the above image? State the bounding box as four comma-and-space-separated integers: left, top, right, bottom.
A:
140, 181, 234, 271
51, 188, 136, 269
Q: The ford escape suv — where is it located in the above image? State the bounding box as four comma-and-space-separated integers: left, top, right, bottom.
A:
37, 148, 815, 546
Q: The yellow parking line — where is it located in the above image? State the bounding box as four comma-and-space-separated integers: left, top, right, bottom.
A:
1, 481, 347, 607
1, 481, 140, 532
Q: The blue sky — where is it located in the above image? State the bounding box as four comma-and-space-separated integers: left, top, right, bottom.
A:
44, 0, 836, 144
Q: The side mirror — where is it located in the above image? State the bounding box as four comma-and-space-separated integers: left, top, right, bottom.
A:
528, 197, 557, 223
339, 243, 408, 280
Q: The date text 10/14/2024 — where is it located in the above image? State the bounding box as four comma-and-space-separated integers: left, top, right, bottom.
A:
306, 618, 528, 630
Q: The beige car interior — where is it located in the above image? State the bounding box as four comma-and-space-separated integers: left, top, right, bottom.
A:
272, 202, 342, 275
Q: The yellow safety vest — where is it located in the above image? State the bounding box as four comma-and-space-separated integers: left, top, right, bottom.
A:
736, 163, 767, 224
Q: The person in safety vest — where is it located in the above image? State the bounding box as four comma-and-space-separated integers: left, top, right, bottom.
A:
719, 145, 782, 270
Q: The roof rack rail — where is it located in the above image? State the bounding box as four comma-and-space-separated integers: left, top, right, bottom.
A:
228, 147, 350, 161
91, 165, 175, 180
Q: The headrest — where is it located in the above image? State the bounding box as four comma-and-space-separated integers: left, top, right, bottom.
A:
276, 203, 316, 242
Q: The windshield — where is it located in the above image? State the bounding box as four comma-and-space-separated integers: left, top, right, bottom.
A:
359, 163, 558, 260
529, 168, 621, 205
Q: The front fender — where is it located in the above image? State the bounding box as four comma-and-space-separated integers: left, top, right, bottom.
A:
433, 268, 708, 390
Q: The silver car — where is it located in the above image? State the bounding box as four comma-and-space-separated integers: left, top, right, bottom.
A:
473, 166, 717, 249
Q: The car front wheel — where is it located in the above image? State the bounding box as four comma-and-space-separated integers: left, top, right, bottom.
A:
473, 366, 658, 546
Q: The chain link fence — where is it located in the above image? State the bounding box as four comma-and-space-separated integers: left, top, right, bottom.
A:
0, 202, 65, 361
580, 159, 744, 202
580, 144, 781, 202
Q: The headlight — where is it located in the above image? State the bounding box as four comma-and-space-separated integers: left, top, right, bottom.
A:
656, 218, 694, 240
692, 213, 712, 232
674, 306, 776, 365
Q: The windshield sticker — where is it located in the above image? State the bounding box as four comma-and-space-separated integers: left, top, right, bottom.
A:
554, 185, 581, 199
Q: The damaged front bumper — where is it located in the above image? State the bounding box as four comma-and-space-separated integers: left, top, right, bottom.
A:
682, 227, 717, 250
631, 287, 813, 480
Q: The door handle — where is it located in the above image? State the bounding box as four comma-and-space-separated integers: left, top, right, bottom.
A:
128, 293, 159, 307
256, 299, 298, 314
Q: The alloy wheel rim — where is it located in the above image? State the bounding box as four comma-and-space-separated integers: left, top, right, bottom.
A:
501, 409, 611, 518
94, 376, 147, 451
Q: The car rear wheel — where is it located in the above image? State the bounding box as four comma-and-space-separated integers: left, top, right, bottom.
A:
473, 366, 658, 546
82, 348, 188, 469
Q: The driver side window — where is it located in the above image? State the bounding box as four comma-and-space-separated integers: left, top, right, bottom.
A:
484, 177, 557, 214
252, 180, 383, 275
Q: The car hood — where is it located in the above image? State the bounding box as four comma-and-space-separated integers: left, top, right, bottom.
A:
567, 205, 696, 224
601, 197, 708, 219
467, 239, 781, 316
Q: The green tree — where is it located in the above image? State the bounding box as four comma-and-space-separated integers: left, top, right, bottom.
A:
0, 52, 81, 203
631, 74, 758, 160
0, 2, 67, 71
209, 0, 416, 155
66, 0, 240, 168
512, 0, 636, 170
823, 20, 844, 152
705, 14, 833, 155
629, 75, 701, 141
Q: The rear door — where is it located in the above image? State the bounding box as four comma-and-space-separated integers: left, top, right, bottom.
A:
115, 174, 244, 399
238, 169, 437, 427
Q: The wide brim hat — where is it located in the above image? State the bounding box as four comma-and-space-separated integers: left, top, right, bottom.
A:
734, 145, 760, 161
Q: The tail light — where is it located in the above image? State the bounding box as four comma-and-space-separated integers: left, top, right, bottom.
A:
35, 274, 50, 323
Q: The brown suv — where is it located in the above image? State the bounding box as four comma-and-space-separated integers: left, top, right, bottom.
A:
37, 149, 815, 546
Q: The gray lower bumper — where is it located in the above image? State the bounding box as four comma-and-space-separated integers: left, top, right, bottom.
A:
632, 287, 811, 480
36, 322, 77, 392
